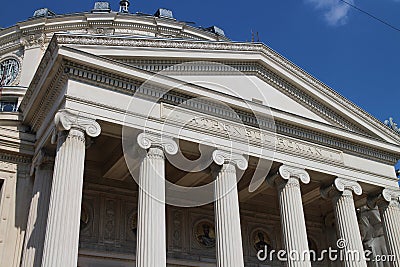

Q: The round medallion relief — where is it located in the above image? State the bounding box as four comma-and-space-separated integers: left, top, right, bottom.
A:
194, 220, 216, 248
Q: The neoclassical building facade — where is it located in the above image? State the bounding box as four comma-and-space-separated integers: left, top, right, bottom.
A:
0, 2, 399, 267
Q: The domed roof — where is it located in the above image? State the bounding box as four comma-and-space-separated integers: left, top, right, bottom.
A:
0, 2, 229, 56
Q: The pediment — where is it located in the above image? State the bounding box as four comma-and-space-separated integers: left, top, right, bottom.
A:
20, 35, 400, 157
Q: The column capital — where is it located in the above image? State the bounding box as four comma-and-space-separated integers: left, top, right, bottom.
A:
212, 149, 248, 170
279, 164, 310, 184
137, 131, 178, 155
53, 109, 101, 140
367, 187, 400, 208
30, 150, 54, 176
321, 177, 362, 199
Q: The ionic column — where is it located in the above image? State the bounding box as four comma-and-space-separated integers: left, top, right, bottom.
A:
21, 151, 54, 267
321, 178, 367, 267
368, 188, 400, 267
41, 109, 101, 267
135, 132, 178, 267
268, 165, 312, 267
212, 150, 248, 267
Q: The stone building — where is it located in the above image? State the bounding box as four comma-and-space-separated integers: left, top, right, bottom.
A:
0, 2, 399, 267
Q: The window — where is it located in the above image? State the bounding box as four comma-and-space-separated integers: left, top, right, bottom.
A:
0, 99, 18, 112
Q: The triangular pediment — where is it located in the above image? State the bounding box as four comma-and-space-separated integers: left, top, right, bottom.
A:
21, 34, 400, 154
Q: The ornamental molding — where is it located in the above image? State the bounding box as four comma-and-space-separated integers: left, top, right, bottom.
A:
382, 188, 400, 203
0, 153, 31, 174
19, 54, 400, 165
118, 59, 367, 135
321, 178, 362, 200
278, 165, 310, 184
52, 34, 400, 141
137, 131, 178, 155
53, 109, 101, 139
161, 103, 344, 165
367, 188, 400, 208
0, 12, 228, 53
334, 177, 363, 196
212, 150, 248, 171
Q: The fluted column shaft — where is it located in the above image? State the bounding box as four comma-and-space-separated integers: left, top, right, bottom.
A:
369, 188, 400, 267
41, 109, 101, 267
41, 129, 85, 267
322, 178, 366, 267
269, 165, 311, 267
213, 161, 245, 267
135, 132, 178, 267
21, 152, 53, 267
136, 147, 166, 267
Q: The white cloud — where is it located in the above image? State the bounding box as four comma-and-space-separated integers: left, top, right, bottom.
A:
305, 0, 354, 26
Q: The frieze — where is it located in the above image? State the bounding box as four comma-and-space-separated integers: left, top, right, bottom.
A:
161, 104, 344, 164
55, 34, 399, 141
21, 56, 399, 164
121, 59, 366, 135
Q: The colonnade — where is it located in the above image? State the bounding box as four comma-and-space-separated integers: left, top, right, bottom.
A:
20, 110, 400, 267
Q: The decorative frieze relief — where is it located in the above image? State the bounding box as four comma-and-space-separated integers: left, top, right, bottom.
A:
119, 59, 367, 134
162, 104, 344, 164
53, 35, 400, 142
60, 61, 397, 164
21, 55, 399, 164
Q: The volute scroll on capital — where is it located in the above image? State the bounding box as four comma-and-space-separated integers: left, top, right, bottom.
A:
334, 178, 363, 196
212, 149, 248, 171
53, 109, 101, 139
321, 177, 362, 200
368, 188, 400, 208
278, 164, 310, 184
382, 188, 400, 203
137, 132, 178, 155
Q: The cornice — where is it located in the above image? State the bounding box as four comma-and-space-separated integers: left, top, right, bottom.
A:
50, 34, 400, 142
19, 43, 400, 165
0, 151, 32, 164
0, 12, 227, 56
65, 60, 399, 163
117, 59, 368, 135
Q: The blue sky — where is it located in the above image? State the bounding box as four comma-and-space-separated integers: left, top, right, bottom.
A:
1, 1, 400, 166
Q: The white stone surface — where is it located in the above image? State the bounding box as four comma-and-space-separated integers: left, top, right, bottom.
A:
323, 178, 367, 267
41, 110, 100, 267
135, 132, 178, 267
370, 188, 400, 267
212, 150, 247, 267
21, 152, 53, 267
268, 165, 312, 267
